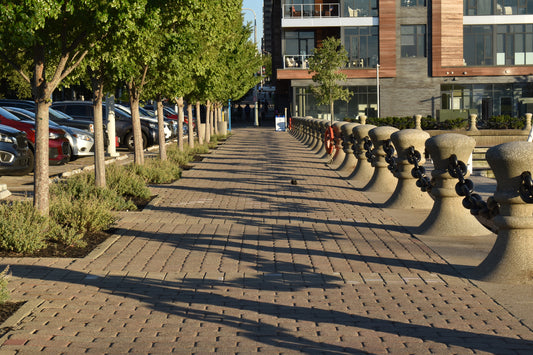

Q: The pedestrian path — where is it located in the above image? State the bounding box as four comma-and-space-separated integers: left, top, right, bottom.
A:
1, 127, 532, 354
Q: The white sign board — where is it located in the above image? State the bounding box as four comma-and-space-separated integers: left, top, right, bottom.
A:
275, 115, 286, 131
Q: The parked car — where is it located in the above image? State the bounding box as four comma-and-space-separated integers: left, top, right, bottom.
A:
4, 107, 94, 159
0, 124, 34, 175
0, 107, 70, 165
0, 99, 95, 133
51, 101, 158, 151
144, 104, 196, 129
114, 103, 174, 139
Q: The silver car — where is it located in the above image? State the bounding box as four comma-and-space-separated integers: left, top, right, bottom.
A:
2, 107, 94, 159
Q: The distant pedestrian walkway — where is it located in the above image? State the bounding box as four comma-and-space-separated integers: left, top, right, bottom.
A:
1, 127, 532, 353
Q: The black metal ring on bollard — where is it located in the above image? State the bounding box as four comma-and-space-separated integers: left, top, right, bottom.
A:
383, 139, 397, 174
519, 171, 533, 203
406, 146, 432, 193
363, 136, 375, 163
447, 154, 499, 219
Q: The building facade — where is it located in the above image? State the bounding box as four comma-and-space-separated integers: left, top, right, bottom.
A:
268, 0, 533, 120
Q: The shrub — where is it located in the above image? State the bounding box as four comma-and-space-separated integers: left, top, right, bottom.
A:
483, 115, 525, 129
367, 116, 415, 130
0, 201, 48, 253
0, 266, 9, 304
125, 158, 181, 184
105, 164, 151, 202
49, 194, 116, 248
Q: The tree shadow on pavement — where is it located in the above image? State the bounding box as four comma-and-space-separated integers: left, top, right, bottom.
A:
5, 265, 533, 354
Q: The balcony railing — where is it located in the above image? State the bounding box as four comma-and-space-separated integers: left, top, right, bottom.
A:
284, 55, 312, 69
283, 3, 340, 18
283, 54, 379, 69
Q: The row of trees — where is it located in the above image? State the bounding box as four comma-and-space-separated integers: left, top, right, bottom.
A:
0, 0, 263, 216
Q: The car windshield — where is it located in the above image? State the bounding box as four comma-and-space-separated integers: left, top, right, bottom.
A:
6, 108, 62, 128
49, 108, 74, 121
0, 107, 22, 121
139, 106, 156, 118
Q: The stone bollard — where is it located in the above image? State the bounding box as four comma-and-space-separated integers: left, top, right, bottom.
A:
362, 126, 399, 193
304, 118, 317, 148
336, 122, 360, 176
472, 141, 533, 283
311, 119, 323, 152
318, 120, 334, 160
468, 114, 478, 131
383, 129, 434, 209
315, 120, 328, 157
359, 114, 367, 125
302, 117, 314, 146
328, 121, 348, 167
524, 113, 532, 132
347, 124, 377, 187
416, 133, 490, 237
415, 115, 422, 130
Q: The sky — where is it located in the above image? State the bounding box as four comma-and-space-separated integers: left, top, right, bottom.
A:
242, 0, 263, 51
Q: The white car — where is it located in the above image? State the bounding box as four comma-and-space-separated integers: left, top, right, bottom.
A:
114, 104, 172, 139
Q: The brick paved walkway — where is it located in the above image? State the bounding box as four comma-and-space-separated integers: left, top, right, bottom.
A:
1, 127, 533, 354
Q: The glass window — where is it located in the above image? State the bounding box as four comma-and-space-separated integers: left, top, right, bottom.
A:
344, 27, 379, 68
401, 0, 426, 7
401, 25, 426, 57
464, 25, 494, 65
464, 0, 533, 14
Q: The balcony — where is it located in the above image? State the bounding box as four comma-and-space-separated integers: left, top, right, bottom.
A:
283, 3, 340, 18
284, 55, 312, 69
282, 54, 378, 69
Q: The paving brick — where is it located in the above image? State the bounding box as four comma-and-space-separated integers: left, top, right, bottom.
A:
1, 128, 533, 353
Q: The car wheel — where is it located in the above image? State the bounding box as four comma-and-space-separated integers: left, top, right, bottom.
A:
125, 132, 148, 151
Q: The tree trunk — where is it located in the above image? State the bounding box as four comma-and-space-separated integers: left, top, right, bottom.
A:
32, 48, 50, 216
156, 94, 167, 161
213, 103, 219, 135
34, 98, 50, 215
91, 76, 106, 188
127, 81, 144, 165
187, 103, 194, 148
206, 100, 212, 144
177, 96, 184, 151
330, 99, 335, 123
196, 101, 203, 145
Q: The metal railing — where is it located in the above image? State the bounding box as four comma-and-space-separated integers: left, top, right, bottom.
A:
283, 55, 312, 69
283, 3, 340, 18
283, 54, 379, 69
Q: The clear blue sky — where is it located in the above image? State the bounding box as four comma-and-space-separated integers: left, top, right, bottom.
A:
242, 0, 263, 50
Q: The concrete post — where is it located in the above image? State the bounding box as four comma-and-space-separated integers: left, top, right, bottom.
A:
473, 141, 533, 283
359, 114, 367, 125
415, 115, 422, 130
347, 124, 377, 188
328, 121, 348, 168
383, 129, 434, 209
336, 122, 360, 176
318, 120, 333, 160
468, 114, 478, 131
302, 117, 313, 145
304, 118, 317, 148
416, 133, 490, 237
362, 126, 399, 193
309, 119, 322, 152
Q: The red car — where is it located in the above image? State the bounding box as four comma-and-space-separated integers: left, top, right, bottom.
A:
0, 107, 70, 165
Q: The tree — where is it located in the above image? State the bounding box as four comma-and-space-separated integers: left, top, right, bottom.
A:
307, 37, 352, 122
0, 2, 120, 215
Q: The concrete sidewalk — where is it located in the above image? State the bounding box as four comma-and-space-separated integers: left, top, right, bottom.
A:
1, 127, 532, 354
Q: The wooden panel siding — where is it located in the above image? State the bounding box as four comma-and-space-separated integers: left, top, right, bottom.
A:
277, 68, 378, 80
378, 0, 396, 77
